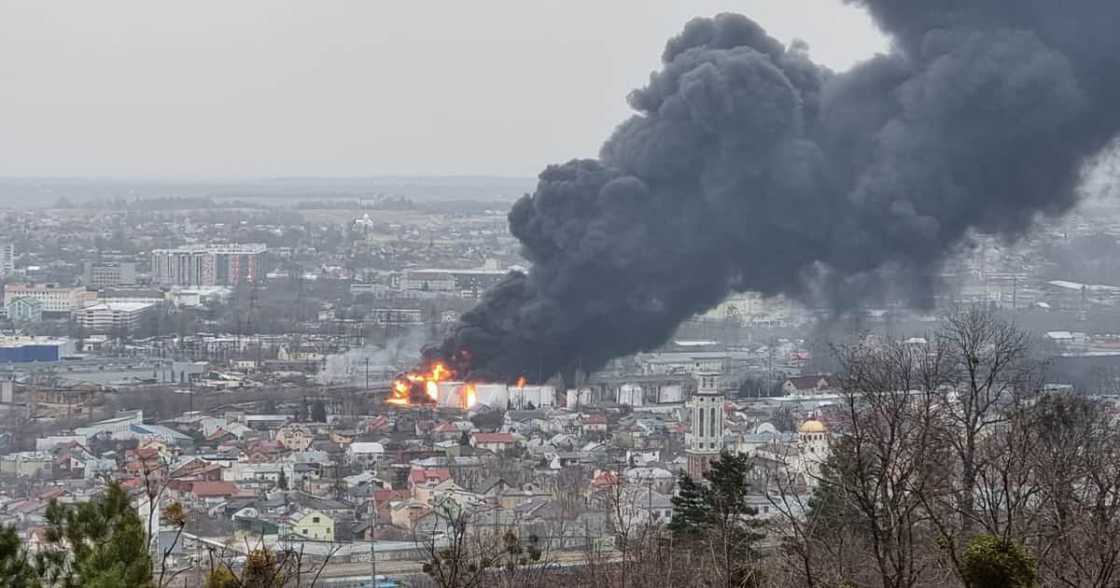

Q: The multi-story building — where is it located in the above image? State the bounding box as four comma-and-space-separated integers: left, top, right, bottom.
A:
151, 243, 265, 287
210, 243, 265, 286
3, 284, 94, 314
151, 247, 209, 287
82, 261, 137, 288
5, 296, 44, 322
74, 301, 155, 334
369, 308, 425, 325
0, 242, 13, 277
394, 266, 509, 296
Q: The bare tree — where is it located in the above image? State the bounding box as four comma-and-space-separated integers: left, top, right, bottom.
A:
417, 499, 557, 588
1027, 393, 1120, 588
202, 535, 340, 588
936, 308, 1036, 535
827, 335, 953, 588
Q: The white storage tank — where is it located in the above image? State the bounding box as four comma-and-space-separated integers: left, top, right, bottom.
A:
618, 383, 644, 407
436, 381, 466, 408
658, 384, 683, 403
474, 383, 510, 409
512, 385, 555, 408
565, 387, 592, 408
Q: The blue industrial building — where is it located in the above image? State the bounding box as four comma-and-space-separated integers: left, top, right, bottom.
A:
0, 338, 71, 363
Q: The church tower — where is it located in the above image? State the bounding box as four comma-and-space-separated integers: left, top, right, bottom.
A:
687, 371, 724, 478
797, 418, 830, 487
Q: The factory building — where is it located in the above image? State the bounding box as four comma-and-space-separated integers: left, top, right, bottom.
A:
0, 336, 74, 363
394, 266, 510, 297
369, 308, 424, 325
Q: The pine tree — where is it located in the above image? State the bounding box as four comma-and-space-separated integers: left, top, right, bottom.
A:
669, 450, 765, 586
667, 470, 708, 537
0, 525, 39, 588
35, 482, 154, 588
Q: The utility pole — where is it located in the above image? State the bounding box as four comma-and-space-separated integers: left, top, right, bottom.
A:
369, 509, 378, 587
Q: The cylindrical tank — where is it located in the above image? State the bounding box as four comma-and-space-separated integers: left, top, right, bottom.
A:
618, 383, 644, 406
474, 383, 509, 408
659, 384, 683, 403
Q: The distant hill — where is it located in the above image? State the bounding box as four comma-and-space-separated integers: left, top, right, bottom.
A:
0, 176, 536, 208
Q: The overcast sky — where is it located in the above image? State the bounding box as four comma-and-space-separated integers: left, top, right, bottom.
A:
0, 1, 887, 178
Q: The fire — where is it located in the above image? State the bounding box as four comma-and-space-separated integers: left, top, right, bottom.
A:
386, 360, 482, 410
389, 361, 454, 406
463, 383, 478, 409
516, 376, 527, 389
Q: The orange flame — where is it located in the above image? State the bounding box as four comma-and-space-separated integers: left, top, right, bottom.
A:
388, 361, 455, 407
463, 383, 478, 409
516, 376, 527, 389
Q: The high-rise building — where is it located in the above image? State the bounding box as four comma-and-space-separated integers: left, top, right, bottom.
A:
151, 244, 265, 287
0, 242, 14, 277
686, 371, 725, 479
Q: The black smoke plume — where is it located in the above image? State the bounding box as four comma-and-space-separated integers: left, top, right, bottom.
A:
426, 1, 1120, 384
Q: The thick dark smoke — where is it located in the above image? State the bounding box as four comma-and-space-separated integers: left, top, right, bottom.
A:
426, 1, 1120, 384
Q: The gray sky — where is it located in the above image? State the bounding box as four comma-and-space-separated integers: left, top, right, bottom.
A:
0, 1, 886, 178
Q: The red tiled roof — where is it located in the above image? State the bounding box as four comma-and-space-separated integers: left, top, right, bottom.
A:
367, 415, 389, 432
582, 414, 608, 425
190, 481, 240, 498
408, 467, 451, 485
591, 470, 619, 488
36, 488, 65, 501
472, 432, 514, 444
8, 500, 44, 514
373, 489, 408, 505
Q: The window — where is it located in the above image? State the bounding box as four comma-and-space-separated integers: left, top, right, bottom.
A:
302, 528, 308, 534
313, 517, 320, 523
698, 405, 705, 437
709, 407, 716, 437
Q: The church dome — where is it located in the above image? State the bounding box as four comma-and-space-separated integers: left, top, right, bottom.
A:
799, 419, 827, 434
